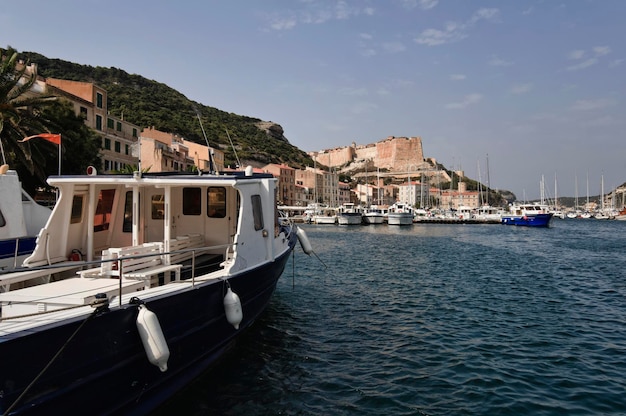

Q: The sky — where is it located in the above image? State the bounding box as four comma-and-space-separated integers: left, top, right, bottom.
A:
2, 0, 625, 200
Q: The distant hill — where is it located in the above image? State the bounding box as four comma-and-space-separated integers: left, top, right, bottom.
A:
19, 51, 314, 169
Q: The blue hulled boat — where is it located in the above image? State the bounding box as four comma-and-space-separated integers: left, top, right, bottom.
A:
501, 203, 553, 227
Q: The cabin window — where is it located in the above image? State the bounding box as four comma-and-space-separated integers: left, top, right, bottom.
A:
252, 194, 264, 231
122, 191, 136, 232
70, 195, 84, 224
151, 195, 165, 220
207, 187, 226, 218
183, 188, 202, 215
0, 209, 5, 227
94, 190, 115, 232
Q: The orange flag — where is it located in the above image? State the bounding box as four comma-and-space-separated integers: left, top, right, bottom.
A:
20, 133, 61, 145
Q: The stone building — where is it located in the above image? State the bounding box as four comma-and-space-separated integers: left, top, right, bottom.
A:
44, 78, 141, 173
264, 164, 296, 206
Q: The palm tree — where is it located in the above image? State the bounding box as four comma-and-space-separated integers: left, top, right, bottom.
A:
0, 46, 101, 194
1, 47, 62, 181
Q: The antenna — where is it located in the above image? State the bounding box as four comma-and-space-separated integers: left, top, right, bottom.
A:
196, 112, 217, 174
225, 129, 241, 168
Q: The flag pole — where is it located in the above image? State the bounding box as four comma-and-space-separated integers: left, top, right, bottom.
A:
58, 134, 62, 175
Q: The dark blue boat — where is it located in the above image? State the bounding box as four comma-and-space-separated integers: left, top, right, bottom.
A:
501, 203, 554, 227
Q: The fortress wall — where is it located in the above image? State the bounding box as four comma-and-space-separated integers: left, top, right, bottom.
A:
311, 136, 425, 170
354, 145, 377, 162
314, 147, 354, 167
376, 137, 424, 171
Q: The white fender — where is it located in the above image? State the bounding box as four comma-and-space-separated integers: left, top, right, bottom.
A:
296, 227, 313, 255
223, 287, 243, 329
136, 304, 170, 372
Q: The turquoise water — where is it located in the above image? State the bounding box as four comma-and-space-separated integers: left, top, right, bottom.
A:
155, 220, 626, 415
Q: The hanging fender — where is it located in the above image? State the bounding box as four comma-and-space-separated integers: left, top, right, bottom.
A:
136, 304, 170, 372
223, 287, 243, 330
296, 227, 313, 255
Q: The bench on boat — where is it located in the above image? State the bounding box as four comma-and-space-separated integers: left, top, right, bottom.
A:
0, 264, 83, 293
79, 242, 181, 289
0, 276, 146, 318
166, 234, 224, 280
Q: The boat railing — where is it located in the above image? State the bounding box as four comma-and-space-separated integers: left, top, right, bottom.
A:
1, 242, 238, 308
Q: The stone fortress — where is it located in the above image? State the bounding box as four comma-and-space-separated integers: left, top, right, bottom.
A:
309, 136, 454, 185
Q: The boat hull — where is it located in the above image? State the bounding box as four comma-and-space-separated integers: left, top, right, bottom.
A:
501, 213, 553, 227
0, 235, 296, 415
337, 213, 363, 225
387, 213, 414, 225
0, 237, 37, 270
362, 214, 384, 224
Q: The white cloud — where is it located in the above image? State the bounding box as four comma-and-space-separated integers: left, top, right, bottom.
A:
398, 0, 438, 10
609, 58, 624, 68
469, 8, 499, 23
419, 0, 439, 10
566, 46, 611, 71
570, 98, 616, 111
567, 58, 598, 71
593, 46, 611, 56
445, 93, 483, 109
568, 50, 585, 60
415, 8, 499, 46
338, 87, 368, 96
360, 48, 377, 57
489, 55, 513, 67
266, 1, 373, 30
510, 83, 532, 94
450, 74, 466, 81
269, 16, 297, 31
415, 25, 467, 46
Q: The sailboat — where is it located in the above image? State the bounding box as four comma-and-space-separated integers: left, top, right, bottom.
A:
594, 175, 610, 219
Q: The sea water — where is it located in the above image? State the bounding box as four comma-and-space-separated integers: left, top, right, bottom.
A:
154, 219, 626, 415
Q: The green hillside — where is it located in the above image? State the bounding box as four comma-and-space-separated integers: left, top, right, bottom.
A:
19, 51, 313, 169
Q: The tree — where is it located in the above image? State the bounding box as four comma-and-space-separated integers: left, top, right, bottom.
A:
1, 46, 101, 194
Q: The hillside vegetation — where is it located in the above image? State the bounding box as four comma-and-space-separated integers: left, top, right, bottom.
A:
19, 51, 313, 169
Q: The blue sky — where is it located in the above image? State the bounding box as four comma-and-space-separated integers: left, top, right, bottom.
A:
2, 0, 624, 200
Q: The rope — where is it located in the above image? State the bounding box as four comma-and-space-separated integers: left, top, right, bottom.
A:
0, 302, 88, 322
2, 298, 109, 415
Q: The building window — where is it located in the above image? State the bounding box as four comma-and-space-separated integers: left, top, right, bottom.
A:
80, 107, 88, 119
116, 121, 122, 132
104, 138, 111, 150
125, 144, 130, 155
132, 128, 137, 137
107, 118, 114, 129
96, 92, 103, 108
114, 141, 121, 153
96, 115, 103, 130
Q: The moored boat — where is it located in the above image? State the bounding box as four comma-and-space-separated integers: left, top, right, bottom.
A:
0, 166, 51, 271
0, 166, 300, 415
501, 203, 553, 227
337, 202, 363, 225
362, 205, 386, 225
387, 202, 414, 226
